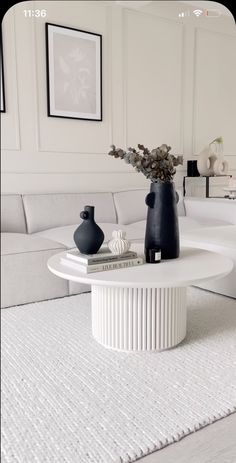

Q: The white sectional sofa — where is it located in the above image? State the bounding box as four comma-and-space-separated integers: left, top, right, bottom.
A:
1, 190, 236, 308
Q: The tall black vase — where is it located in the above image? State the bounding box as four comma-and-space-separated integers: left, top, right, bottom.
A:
74, 206, 104, 254
145, 182, 180, 261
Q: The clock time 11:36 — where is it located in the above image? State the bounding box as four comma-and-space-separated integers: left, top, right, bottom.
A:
24, 10, 47, 17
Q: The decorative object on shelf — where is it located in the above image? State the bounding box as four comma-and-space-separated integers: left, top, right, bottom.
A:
212, 137, 228, 175
197, 137, 228, 176
187, 160, 200, 177
197, 145, 217, 176
183, 174, 232, 198
223, 178, 236, 199
46, 23, 102, 121
108, 230, 131, 255
213, 159, 228, 175
108, 144, 183, 260
0, 29, 6, 113
73, 206, 104, 255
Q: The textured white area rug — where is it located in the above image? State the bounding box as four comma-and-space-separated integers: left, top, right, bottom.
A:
1, 288, 236, 463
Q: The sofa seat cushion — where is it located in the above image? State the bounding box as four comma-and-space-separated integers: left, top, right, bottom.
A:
184, 197, 236, 225
181, 225, 236, 298
35, 215, 232, 251
131, 216, 229, 236
1, 233, 68, 308
1, 233, 66, 255
36, 223, 145, 249
181, 225, 236, 249
131, 217, 201, 234
179, 216, 231, 231
130, 217, 202, 236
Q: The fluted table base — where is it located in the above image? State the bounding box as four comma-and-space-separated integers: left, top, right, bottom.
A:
91, 286, 187, 351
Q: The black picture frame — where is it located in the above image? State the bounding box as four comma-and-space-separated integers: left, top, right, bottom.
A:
45, 23, 102, 121
0, 30, 6, 113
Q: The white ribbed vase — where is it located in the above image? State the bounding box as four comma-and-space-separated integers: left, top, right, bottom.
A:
108, 230, 130, 255
91, 285, 187, 351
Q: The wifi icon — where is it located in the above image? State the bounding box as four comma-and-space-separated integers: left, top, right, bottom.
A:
193, 9, 203, 17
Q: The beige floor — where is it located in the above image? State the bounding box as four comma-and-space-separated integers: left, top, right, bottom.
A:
140, 413, 236, 463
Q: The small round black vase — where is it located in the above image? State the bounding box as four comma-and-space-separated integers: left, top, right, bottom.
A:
145, 182, 180, 261
73, 206, 104, 254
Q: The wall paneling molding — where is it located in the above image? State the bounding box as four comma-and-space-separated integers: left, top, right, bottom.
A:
1, 9, 21, 151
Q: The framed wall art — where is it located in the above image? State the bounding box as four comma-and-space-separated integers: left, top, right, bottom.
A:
0, 30, 5, 113
45, 23, 102, 121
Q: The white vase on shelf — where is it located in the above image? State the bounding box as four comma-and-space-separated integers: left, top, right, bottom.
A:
213, 158, 228, 175
211, 139, 228, 175
197, 146, 217, 176
197, 138, 228, 176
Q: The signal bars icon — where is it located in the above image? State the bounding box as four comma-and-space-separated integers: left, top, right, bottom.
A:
178, 11, 190, 17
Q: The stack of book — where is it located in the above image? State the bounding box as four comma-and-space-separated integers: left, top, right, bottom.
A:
60, 247, 143, 273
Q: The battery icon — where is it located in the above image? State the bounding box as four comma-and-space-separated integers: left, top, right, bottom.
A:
205, 9, 221, 17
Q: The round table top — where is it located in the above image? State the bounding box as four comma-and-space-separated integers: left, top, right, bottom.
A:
47, 245, 233, 289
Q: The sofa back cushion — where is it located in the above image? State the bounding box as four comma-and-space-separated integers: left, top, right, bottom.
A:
114, 188, 185, 225
114, 189, 149, 225
23, 193, 117, 233
184, 197, 236, 225
1, 195, 27, 233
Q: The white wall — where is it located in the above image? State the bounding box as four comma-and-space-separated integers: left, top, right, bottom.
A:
1, 0, 236, 195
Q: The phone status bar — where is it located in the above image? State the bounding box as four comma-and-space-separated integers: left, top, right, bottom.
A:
178, 9, 221, 18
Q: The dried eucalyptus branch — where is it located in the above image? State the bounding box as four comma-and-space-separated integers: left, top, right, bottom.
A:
108, 144, 183, 183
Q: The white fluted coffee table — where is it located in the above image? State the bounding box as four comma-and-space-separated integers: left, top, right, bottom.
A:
48, 246, 233, 352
